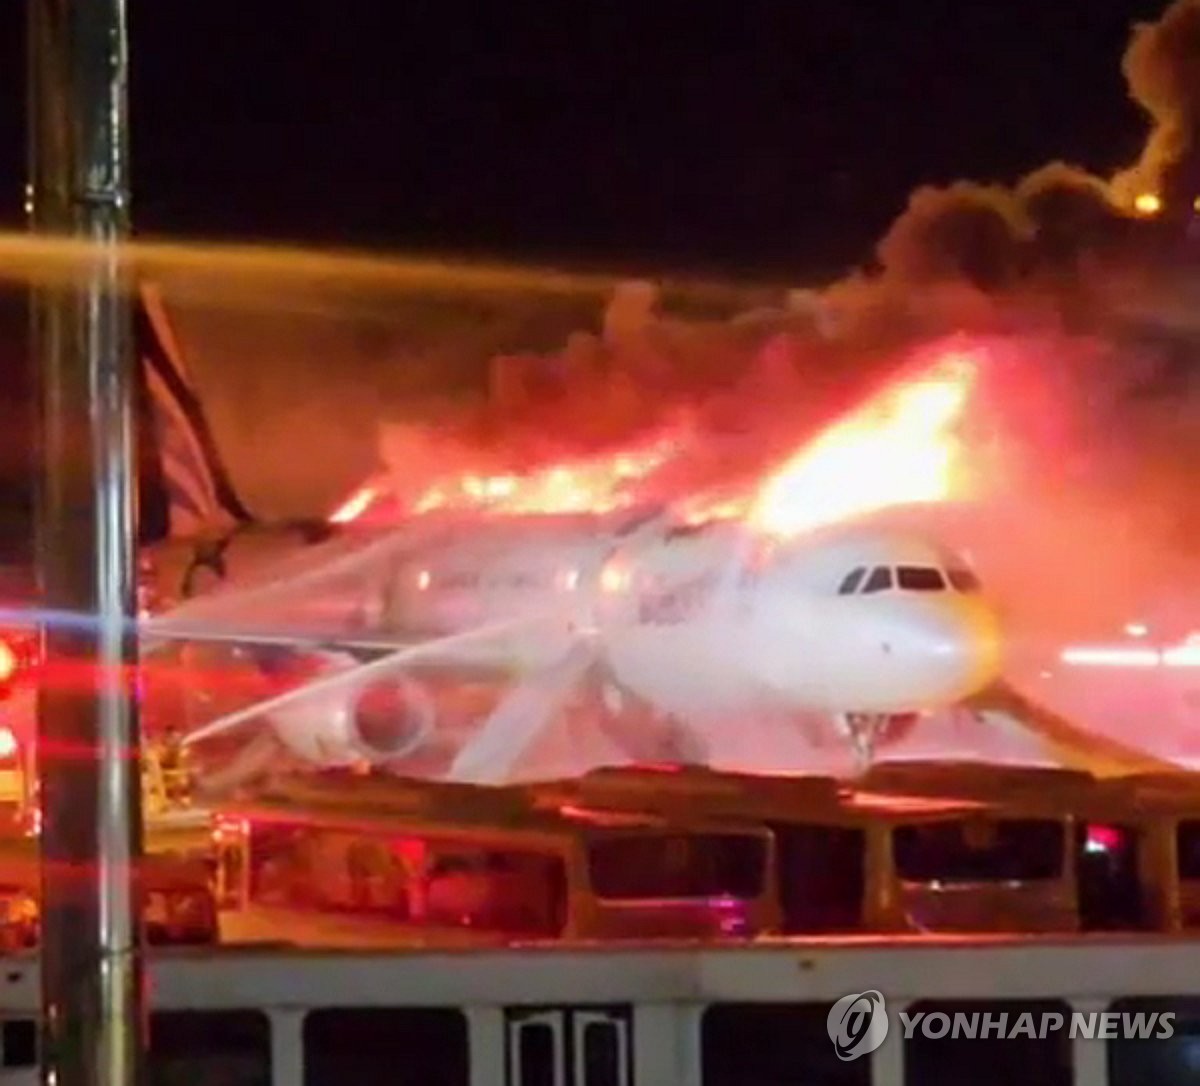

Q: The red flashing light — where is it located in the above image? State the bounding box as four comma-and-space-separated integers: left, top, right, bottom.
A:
0, 642, 17, 684
1085, 825, 1123, 853
0, 727, 18, 761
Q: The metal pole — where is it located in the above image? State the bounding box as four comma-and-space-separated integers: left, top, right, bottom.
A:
27, 1, 145, 1085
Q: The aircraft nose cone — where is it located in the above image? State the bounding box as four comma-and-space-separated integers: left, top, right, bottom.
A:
902, 598, 1002, 696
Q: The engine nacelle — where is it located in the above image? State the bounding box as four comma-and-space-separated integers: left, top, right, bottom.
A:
265, 652, 436, 766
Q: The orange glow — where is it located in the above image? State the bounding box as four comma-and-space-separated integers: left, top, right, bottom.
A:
600, 564, 630, 593
332, 346, 984, 534
211, 815, 248, 844
747, 353, 977, 536
410, 433, 682, 516
329, 483, 379, 524
676, 488, 749, 526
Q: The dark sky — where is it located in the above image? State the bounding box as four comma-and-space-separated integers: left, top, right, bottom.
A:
0, 1, 1173, 278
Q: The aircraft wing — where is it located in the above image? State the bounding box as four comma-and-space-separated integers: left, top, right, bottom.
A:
965, 678, 1184, 777
447, 640, 598, 783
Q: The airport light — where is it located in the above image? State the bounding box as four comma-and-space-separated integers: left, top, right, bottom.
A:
1164, 644, 1200, 668
1061, 643, 1200, 668
1134, 192, 1162, 215
1060, 647, 1159, 667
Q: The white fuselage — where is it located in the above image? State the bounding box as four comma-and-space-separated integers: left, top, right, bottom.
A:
383, 512, 1002, 722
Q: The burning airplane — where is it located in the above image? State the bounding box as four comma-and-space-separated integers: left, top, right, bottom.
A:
129, 323, 1012, 785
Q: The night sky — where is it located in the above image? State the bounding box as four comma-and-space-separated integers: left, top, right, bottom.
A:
0, 0, 1183, 554
0, 1, 1174, 278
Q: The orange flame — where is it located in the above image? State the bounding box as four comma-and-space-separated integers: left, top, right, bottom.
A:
748, 352, 977, 536
330, 347, 980, 532
410, 434, 683, 516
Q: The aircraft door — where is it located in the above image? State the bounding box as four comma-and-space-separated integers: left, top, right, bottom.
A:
506, 1007, 632, 1086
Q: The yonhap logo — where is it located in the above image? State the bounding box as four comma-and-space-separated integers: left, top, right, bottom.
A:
827, 990, 889, 1060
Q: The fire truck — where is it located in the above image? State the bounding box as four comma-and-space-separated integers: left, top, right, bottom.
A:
0, 621, 218, 945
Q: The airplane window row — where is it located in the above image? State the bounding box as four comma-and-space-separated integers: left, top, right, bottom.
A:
837, 565, 980, 595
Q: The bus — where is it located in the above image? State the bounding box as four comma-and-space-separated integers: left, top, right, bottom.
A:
855, 763, 1158, 934
210, 774, 780, 942
528, 764, 1093, 935
4, 936, 1200, 1085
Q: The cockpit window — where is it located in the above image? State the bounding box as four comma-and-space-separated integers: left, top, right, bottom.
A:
838, 567, 866, 595
862, 566, 892, 593
896, 566, 945, 591
946, 567, 981, 592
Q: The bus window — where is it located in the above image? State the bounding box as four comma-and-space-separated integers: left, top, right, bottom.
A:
894, 819, 1064, 881
0, 1019, 36, 1069
248, 824, 311, 904
1177, 821, 1200, 879
771, 824, 864, 932
144, 888, 218, 946
515, 1020, 558, 1086
250, 828, 408, 914
149, 1010, 270, 1086
703, 1004, 868, 1086
905, 999, 1072, 1086
1075, 823, 1145, 931
1109, 997, 1200, 1086
0, 885, 38, 951
587, 833, 767, 900
236, 818, 569, 936
303, 1008, 467, 1086
424, 845, 567, 936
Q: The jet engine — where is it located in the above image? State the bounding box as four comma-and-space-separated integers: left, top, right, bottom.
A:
264, 653, 436, 766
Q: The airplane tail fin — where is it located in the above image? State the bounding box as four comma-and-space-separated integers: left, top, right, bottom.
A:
136, 283, 253, 543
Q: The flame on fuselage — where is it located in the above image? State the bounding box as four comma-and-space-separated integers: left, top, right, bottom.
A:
747, 352, 977, 537
329, 347, 981, 534
409, 433, 683, 516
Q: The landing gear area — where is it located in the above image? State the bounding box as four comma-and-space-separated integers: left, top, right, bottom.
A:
835, 711, 920, 773
836, 713, 886, 773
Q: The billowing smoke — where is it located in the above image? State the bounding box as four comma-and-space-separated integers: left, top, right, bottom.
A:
162, 0, 1198, 652
877, 182, 1030, 291
1114, 0, 1200, 211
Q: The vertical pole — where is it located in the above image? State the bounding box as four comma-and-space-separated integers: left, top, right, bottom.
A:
27, 1, 145, 1085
